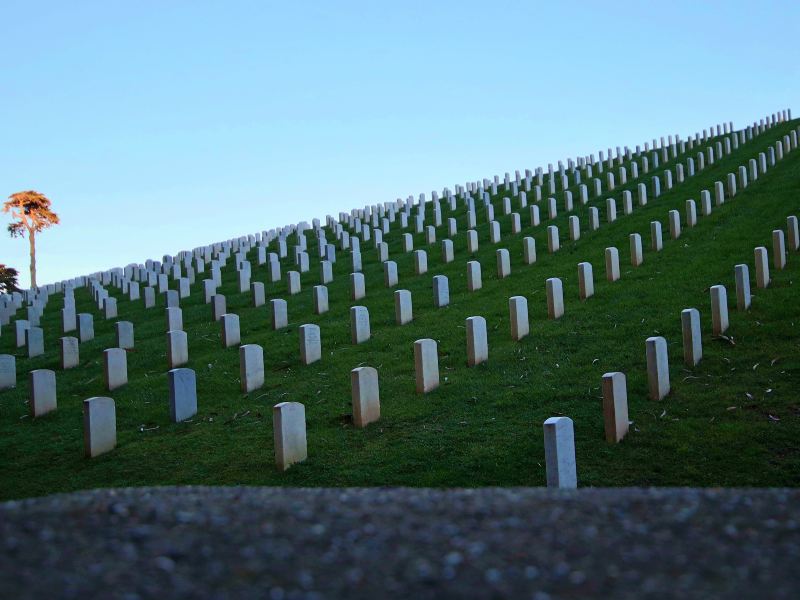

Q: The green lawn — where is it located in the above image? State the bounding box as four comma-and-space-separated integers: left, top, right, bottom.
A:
2, 120, 799, 500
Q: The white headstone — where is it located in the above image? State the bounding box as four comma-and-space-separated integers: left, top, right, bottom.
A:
169, 368, 197, 422
104, 348, 128, 391
577, 262, 594, 300
394, 289, 413, 325
681, 308, 702, 366
115, 321, 135, 350
221, 314, 241, 348
646, 336, 670, 400
710, 285, 729, 336
29, 369, 57, 417
546, 277, 564, 319
273, 402, 307, 471
60, 337, 79, 370
465, 316, 488, 366
602, 373, 628, 443
509, 296, 529, 341
543, 416, 577, 489
351, 366, 380, 428
299, 324, 321, 364
350, 306, 371, 344
754, 247, 770, 288
414, 338, 439, 393
167, 330, 188, 368
239, 344, 265, 392
0, 354, 16, 390
83, 396, 116, 458
432, 275, 449, 308
734, 264, 751, 310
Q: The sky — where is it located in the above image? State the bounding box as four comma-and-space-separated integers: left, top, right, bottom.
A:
1, 0, 798, 288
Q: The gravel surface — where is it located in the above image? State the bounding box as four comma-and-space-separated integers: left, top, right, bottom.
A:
2, 486, 799, 599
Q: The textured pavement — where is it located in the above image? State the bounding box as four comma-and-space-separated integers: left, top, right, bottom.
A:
2, 486, 799, 599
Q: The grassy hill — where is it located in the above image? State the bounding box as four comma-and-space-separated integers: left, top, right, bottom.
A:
1, 116, 799, 499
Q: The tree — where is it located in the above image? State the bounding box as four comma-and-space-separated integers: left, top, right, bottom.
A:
0, 265, 20, 294
3, 191, 60, 289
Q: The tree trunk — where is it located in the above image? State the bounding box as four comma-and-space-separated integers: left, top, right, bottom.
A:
28, 229, 36, 289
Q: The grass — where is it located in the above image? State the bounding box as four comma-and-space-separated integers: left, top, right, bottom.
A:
1, 119, 799, 500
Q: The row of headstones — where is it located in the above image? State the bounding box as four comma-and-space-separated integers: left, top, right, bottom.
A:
7, 124, 790, 385
7, 112, 783, 307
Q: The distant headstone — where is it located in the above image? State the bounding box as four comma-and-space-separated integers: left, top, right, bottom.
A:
299, 324, 321, 364
394, 289, 413, 325
414, 338, 439, 393
83, 397, 116, 458
60, 337, 79, 370
602, 373, 628, 443
29, 369, 57, 417
543, 416, 577, 489
169, 368, 197, 422
167, 330, 189, 369
681, 308, 702, 366
115, 321, 135, 350
239, 344, 265, 393
465, 316, 488, 366
273, 402, 307, 471
104, 348, 128, 391
646, 336, 670, 400
351, 367, 380, 428
508, 296, 529, 340
0, 353, 16, 391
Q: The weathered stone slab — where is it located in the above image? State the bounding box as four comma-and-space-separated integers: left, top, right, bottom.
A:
166, 307, 183, 332
251, 282, 266, 307
211, 294, 227, 321
313, 285, 328, 315
681, 308, 702, 366
605, 247, 620, 282
496, 249, 510, 279
630, 234, 643, 267
15, 320, 30, 348
287, 271, 301, 295
773, 230, 786, 270
547, 225, 559, 253
350, 272, 366, 301
26, 327, 44, 358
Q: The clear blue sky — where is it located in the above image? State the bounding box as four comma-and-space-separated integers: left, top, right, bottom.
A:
2, 0, 798, 288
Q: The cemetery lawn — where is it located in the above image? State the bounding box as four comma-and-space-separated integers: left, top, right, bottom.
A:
2, 121, 800, 500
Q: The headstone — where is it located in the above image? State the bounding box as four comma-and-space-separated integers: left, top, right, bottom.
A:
646, 336, 670, 400
29, 369, 57, 417
351, 367, 380, 428
630, 233, 643, 266
650, 221, 663, 251
251, 282, 266, 307
787, 216, 799, 251
414, 250, 428, 275
773, 230, 786, 270
602, 373, 628, 443
466, 261, 482, 292
465, 316, 488, 366
26, 327, 44, 358
166, 307, 183, 331
509, 296, 529, 340
568, 216, 580, 241
734, 264, 751, 310
577, 262, 594, 300
681, 308, 702, 366
414, 338, 439, 393
384, 261, 398, 287
15, 319, 30, 348
299, 324, 321, 364
496, 249, 510, 279
543, 416, 577, 489
273, 402, 307, 471
211, 294, 227, 321
287, 271, 301, 295
168, 368, 197, 423
605, 247, 620, 282
546, 277, 564, 319
547, 225, 559, 253
62, 308, 77, 333
668, 210, 681, 240
115, 321, 135, 350
754, 247, 770, 288
313, 285, 329, 315
271, 298, 288, 329
164, 290, 179, 309
686, 200, 697, 227
0, 354, 16, 390
167, 330, 189, 368
104, 348, 128, 391
83, 397, 116, 458
60, 337, 79, 369
221, 314, 241, 348
467, 230, 479, 254
394, 289, 413, 325
350, 306, 371, 344
350, 272, 366, 300
710, 285, 729, 336
433, 275, 449, 308
239, 344, 264, 392
606, 198, 617, 223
